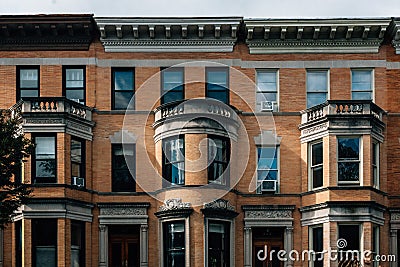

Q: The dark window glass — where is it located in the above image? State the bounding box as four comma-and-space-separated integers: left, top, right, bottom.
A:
112, 68, 134, 110
206, 68, 229, 104
15, 221, 22, 267
208, 137, 229, 185
63, 67, 85, 105
161, 68, 184, 104
71, 221, 85, 267
17, 66, 39, 100
257, 147, 278, 193
311, 226, 323, 267
32, 219, 57, 267
208, 221, 230, 267
351, 70, 372, 100
372, 142, 379, 188
163, 221, 185, 267
311, 142, 323, 189
338, 225, 360, 265
112, 144, 136, 192
338, 137, 360, 183
307, 70, 328, 108
163, 136, 185, 185
71, 138, 85, 185
34, 136, 56, 183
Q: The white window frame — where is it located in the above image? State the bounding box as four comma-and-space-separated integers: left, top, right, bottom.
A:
256, 146, 280, 194
306, 69, 330, 109
372, 141, 380, 189
309, 224, 324, 267
351, 68, 375, 101
204, 217, 234, 267
308, 139, 323, 191
159, 217, 190, 267
255, 69, 279, 112
337, 136, 363, 186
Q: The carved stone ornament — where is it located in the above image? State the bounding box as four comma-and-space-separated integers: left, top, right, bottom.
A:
245, 210, 292, 219
159, 198, 191, 212
391, 213, 400, 221
100, 207, 146, 216
204, 199, 235, 211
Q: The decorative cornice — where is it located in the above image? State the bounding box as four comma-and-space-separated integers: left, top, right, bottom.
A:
155, 198, 193, 218
389, 19, 400, 54
201, 199, 238, 219
244, 18, 391, 54
94, 17, 241, 52
0, 14, 96, 51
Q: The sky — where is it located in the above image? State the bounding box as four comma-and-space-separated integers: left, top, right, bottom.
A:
1, 0, 400, 18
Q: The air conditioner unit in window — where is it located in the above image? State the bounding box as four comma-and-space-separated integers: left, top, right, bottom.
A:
260, 180, 277, 192
260, 101, 276, 112
72, 176, 85, 187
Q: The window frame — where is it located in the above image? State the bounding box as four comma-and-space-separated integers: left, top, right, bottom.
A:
16, 65, 40, 101
351, 69, 374, 101
309, 225, 324, 267
111, 67, 135, 110
63, 66, 86, 105
161, 67, 184, 105
71, 137, 85, 186
32, 134, 57, 184
32, 219, 57, 267
160, 217, 190, 267
337, 224, 362, 254
372, 141, 380, 189
71, 220, 85, 267
111, 143, 136, 192
337, 136, 362, 185
207, 135, 230, 186
162, 136, 185, 186
256, 145, 280, 194
205, 67, 229, 104
309, 140, 323, 190
256, 69, 279, 112
306, 69, 329, 108
205, 218, 233, 267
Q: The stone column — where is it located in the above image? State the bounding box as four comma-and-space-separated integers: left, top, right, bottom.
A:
244, 227, 252, 267
390, 229, 398, 267
0, 228, 3, 267
285, 226, 294, 267
140, 224, 148, 267
99, 225, 108, 267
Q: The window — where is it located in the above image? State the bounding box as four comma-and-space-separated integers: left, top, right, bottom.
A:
207, 221, 230, 267
163, 221, 185, 267
71, 221, 85, 267
63, 66, 85, 104
162, 136, 185, 185
206, 68, 229, 104
372, 142, 379, 188
17, 66, 39, 100
372, 226, 379, 267
71, 138, 85, 185
351, 69, 373, 100
208, 136, 230, 185
338, 224, 361, 266
161, 68, 184, 104
256, 70, 278, 112
338, 137, 360, 184
33, 135, 56, 183
112, 68, 135, 110
310, 226, 323, 267
112, 144, 136, 192
257, 147, 279, 193
15, 220, 22, 267
310, 141, 323, 189
32, 219, 57, 267
307, 70, 328, 108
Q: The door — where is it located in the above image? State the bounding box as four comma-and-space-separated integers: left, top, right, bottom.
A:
253, 239, 284, 267
109, 236, 139, 267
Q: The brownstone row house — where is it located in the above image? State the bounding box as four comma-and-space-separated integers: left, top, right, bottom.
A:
0, 14, 400, 267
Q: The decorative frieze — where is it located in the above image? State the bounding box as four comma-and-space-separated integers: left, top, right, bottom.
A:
202, 199, 238, 219
159, 198, 191, 212
100, 207, 147, 216
204, 199, 235, 211
245, 210, 292, 219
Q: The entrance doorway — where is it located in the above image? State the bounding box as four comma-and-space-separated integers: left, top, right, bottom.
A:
252, 227, 284, 267
109, 225, 140, 267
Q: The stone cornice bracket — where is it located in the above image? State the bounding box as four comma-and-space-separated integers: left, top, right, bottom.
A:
94, 17, 242, 52
0, 14, 96, 51
244, 18, 391, 54
389, 19, 400, 54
